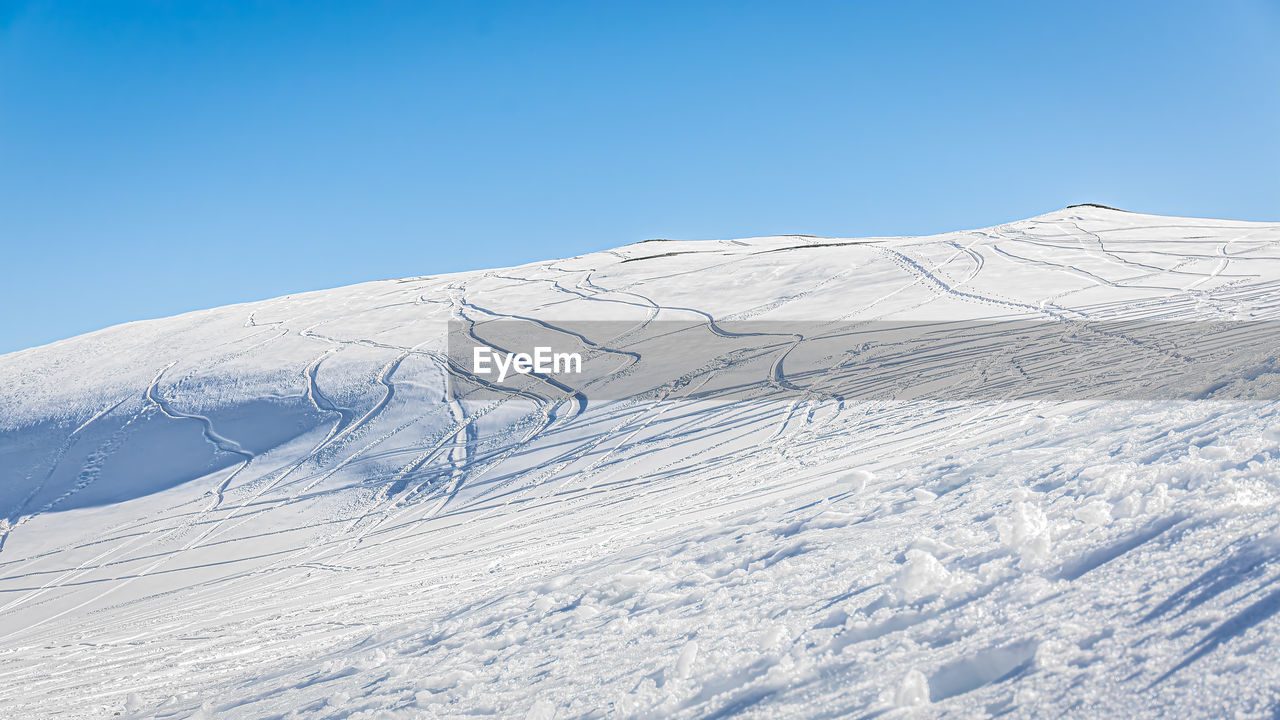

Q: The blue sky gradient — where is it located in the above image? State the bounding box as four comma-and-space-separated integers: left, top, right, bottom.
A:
1, 1, 1277, 353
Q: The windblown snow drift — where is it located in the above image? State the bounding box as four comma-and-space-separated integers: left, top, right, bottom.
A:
3, 206, 1280, 717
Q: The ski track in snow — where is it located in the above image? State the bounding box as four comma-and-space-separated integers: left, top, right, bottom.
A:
2, 207, 1280, 718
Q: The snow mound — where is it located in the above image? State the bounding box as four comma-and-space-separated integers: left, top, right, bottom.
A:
3, 207, 1280, 718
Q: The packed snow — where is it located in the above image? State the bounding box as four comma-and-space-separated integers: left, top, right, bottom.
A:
3, 205, 1280, 717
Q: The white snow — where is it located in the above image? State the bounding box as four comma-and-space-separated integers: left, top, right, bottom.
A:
2, 205, 1280, 717
895, 669, 931, 707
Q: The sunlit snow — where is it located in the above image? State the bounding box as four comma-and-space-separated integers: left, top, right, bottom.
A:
3, 206, 1280, 718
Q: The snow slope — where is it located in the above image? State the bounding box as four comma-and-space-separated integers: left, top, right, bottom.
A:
3, 206, 1280, 718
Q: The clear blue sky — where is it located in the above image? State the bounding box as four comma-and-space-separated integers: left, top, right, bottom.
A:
1, 1, 1277, 354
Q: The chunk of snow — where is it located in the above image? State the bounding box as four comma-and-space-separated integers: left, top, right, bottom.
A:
1034, 639, 1074, 673
1143, 483, 1170, 514
894, 669, 931, 707
675, 640, 699, 679
995, 501, 1052, 568
1112, 492, 1141, 519
1074, 499, 1112, 526
840, 469, 874, 491
761, 625, 788, 649
893, 549, 951, 603
525, 698, 556, 720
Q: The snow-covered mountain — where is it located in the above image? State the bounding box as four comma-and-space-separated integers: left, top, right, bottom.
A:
4, 205, 1280, 718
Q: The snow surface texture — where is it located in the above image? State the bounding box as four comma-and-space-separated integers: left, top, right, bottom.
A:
3, 206, 1280, 718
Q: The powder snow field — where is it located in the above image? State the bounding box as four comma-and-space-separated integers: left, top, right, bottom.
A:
3, 206, 1280, 718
